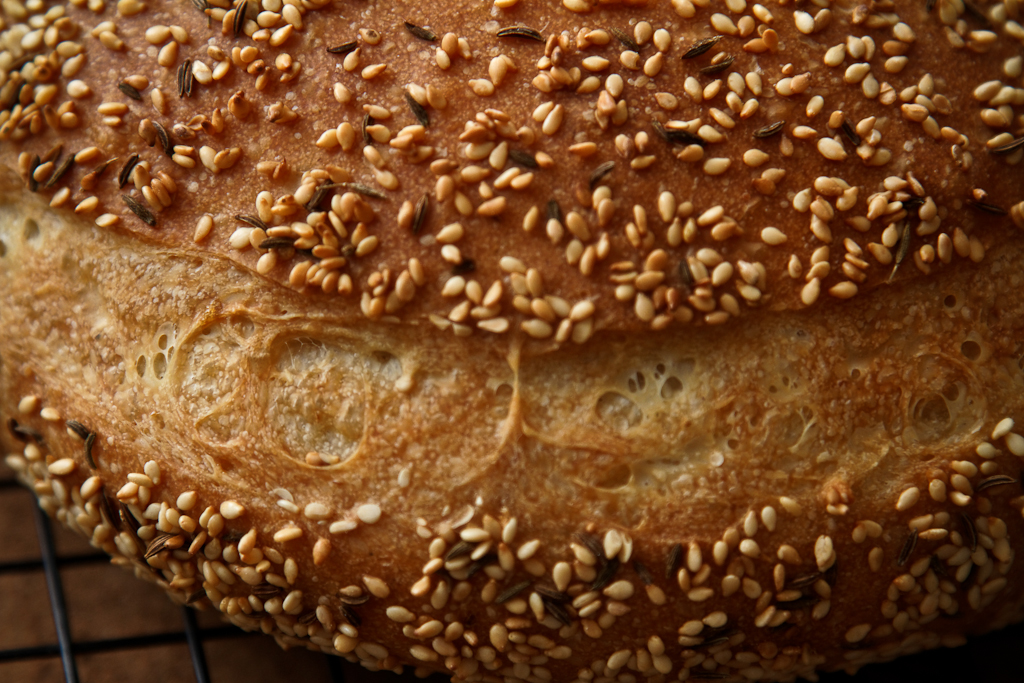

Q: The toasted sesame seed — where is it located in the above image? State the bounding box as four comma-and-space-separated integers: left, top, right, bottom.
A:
993, 417, 1015, 440
896, 486, 920, 511
357, 503, 382, 523
48, 458, 77, 476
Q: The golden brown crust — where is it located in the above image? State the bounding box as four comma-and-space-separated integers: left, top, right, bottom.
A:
3, 1, 1024, 681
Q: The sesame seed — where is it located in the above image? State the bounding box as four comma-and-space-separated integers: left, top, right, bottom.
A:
896, 486, 920, 511
386, 605, 416, 623
814, 535, 834, 571
357, 503, 382, 523
17, 395, 39, 414
703, 158, 731, 175
845, 624, 872, 643
602, 580, 634, 601
48, 458, 77, 476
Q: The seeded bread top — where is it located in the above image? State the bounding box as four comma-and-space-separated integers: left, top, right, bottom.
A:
1, 0, 1022, 345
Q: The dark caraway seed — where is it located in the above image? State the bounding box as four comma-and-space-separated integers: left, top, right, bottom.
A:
304, 183, 332, 212
589, 160, 615, 189
699, 55, 734, 75
653, 120, 704, 146
541, 597, 572, 626
590, 557, 620, 591
445, 541, 473, 561
122, 194, 157, 227
888, 220, 911, 282
976, 475, 1017, 492
177, 59, 193, 98
327, 40, 358, 55
961, 512, 977, 551
509, 149, 539, 168
66, 420, 90, 440
405, 92, 429, 127
665, 543, 683, 580
232, 1, 248, 36
990, 136, 1024, 155
152, 121, 173, 156
573, 532, 602, 561
84, 432, 96, 469
235, 214, 269, 230
452, 258, 476, 274
610, 27, 639, 53
43, 154, 74, 189
465, 558, 489, 579
754, 121, 785, 138
901, 196, 925, 212
27, 154, 40, 192
496, 26, 544, 41
258, 237, 294, 250
9, 418, 42, 442
412, 192, 429, 234
896, 529, 918, 567
118, 81, 142, 101
841, 120, 861, 146
41, 143, 62, 164
534, 586, 570, 602
681, 36, 721, 59
117, 153, 140, 188
186, 589, 206, 604
929, 554, 947, 579
249, 584, 281, 601
362, 113, 374, 145
340, 604, 361, 627
404, 21, 437, 41
495, 581, 530, 604
340, 182, 386, 199
547, 199, 562, 222
145, 533, 175, 559
968, 199, 1007, 215
678, 259, 695, 288
787, 572, 821, 589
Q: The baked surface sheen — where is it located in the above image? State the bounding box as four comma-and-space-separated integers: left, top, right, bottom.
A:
2, 0, 1024, 681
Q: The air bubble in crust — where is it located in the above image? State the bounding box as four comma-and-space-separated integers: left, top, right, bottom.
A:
152, 352, 167, 380
23, 218, 39, 242
660, 376, 683, 400
597, 391, 643, 432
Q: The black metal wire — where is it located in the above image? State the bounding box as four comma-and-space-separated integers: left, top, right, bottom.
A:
182, 604, 212, 683
32, 499, 80, 683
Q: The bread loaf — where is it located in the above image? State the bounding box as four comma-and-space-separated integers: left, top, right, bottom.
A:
3, 0, 1024, 681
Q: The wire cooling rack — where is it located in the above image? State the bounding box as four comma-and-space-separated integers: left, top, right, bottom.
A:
1, 457, 1022, 683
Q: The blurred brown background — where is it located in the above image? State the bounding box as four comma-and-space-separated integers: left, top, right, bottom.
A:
2, 456, 1021, 683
